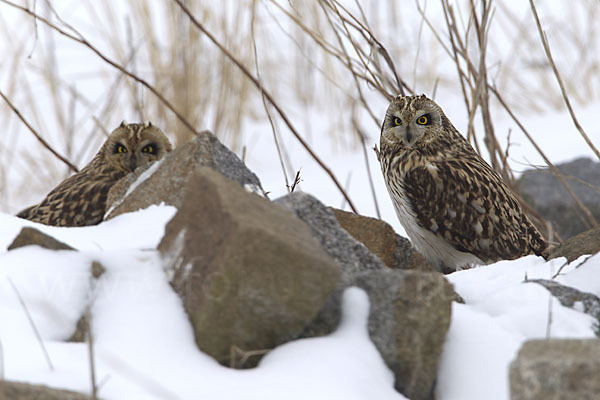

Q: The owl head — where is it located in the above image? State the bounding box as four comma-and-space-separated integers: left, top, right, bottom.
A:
104, 121, 173, 173
380, 94, 446, 148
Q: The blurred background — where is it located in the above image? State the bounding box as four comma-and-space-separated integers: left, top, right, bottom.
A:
0, 0, 598, 240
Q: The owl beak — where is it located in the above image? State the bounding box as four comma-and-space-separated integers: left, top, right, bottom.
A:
405, 127, 413, 145
129, 155, 137, 171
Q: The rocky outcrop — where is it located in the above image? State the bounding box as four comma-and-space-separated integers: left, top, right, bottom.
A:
106, 130, 264, 219
94, 130, 454, 400
0, 381, 88, 400
510, 339, 600, 400
330, 208, 434, 271
519, 157, 600, 239
276, 192, 453, 400
158, 168, 340, 367
549, 226, 600, 262
7, 227, 73, 251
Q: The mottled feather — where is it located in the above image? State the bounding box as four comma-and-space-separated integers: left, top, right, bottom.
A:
378, 94, 547, 272
17, 122, 172, 227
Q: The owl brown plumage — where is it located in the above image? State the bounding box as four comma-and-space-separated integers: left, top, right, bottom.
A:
17, 122, 172, 227
377, 94, 547, 273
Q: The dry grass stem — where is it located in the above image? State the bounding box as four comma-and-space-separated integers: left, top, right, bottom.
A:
7, 278, 54, 371
528, 0, 600, 162
0, 89, 78, 173
0, 0, 199, 137
172, 0, 358, 213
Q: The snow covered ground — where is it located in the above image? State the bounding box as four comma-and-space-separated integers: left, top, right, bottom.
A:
0, 205, 598, 400
1, 1, 599, 398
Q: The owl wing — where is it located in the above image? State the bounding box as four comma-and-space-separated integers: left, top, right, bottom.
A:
402, 157, 546, 262
17, 167, 122, 227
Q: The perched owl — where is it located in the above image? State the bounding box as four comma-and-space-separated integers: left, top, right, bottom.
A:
377, 94, 547, 273
17, 121, 172, 227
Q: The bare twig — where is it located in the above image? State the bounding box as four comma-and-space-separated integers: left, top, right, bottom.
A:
355, 123, 381, 219
545, 290, 553, 338
8, 278, 54, 371
251, 0, 290, 191
528, 0, 600, 162
0, 0, 199, 137
85, 305, 98, 400
0, 89, 78, 173
490, 86, 597, 228
290, 170, 302, 192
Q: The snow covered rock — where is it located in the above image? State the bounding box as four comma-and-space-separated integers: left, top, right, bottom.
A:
7, 227, 73, 251
509, 339, 600, 400
105, 130, 264, 220
158, 167, 340, 368
331, 207, 434, 271
354, 269, 453, 400
0, 381, 89, 400
275, 192, 454, 400
527, 279, 600, 335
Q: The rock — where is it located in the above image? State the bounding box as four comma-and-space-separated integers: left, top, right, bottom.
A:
275, 193, 387, 280
519, 157, 600, 239
0, 381, 88, 400
527, 279, 600, 335
158, 168, 340, 368
275, 192, 453, 400
106, 130, 264, 219
7, 227, 73, 251
549, 226, 600, 262
355, 269, 453, 400
509, 339, 600, 400
330, 208, 435, 271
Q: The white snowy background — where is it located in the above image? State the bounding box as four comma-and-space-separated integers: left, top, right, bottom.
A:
0, 0, 599, 399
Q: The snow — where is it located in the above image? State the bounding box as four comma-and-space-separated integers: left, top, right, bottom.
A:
0, 207, 599, 399
0, 1, 599, 398
437, 256, 598, 400
0, 210, 405, 399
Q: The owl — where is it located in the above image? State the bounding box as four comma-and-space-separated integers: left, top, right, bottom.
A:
377, 94, 547, 273
17, 121, 172, 227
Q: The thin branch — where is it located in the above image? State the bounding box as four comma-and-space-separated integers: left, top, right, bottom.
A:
528, 0, 600, 162
86, 305, 98, 400
8, 278, 54, 371
0, 89, 79, 173
250, 0, 290, 191
355, 124, 381, 219
490, 86, 597, 228
0, 0, 199, 137
172, 0, 358, 213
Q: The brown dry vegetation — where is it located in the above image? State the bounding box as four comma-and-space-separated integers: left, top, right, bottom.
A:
0, 0, 599, 243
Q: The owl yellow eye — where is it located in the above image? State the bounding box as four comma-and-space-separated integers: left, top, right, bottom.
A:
393, 117, 402, 126
142, 144, 156, 154
417, 115, 429, 125
115, 144, 127, 154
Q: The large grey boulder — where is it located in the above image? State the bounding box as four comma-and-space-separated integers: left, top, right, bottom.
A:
275, 192, 453, 400
158, 168, 340, 367
510, 339, 600, 400
519, 157, 600, 239
106, 130, 264, 219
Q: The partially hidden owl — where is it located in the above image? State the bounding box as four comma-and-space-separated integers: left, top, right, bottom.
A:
377, 94, 547, 273
17, 121, 172, 227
